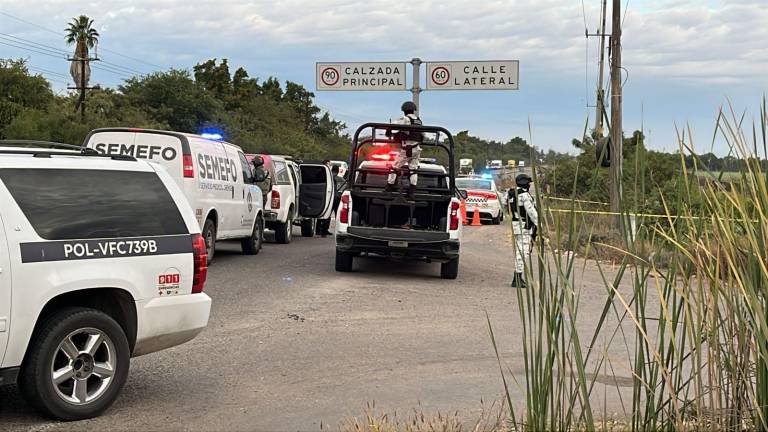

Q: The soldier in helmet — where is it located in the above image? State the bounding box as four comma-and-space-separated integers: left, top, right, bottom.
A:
508, 173, 538, 288
385, 101, 423, 199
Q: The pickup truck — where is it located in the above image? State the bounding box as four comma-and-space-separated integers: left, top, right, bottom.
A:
334, 123, 463, 279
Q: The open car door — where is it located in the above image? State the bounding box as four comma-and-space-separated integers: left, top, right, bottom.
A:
298, 164, 334, 219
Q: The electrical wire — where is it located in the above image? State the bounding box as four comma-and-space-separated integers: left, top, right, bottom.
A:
0, 12, 159, 72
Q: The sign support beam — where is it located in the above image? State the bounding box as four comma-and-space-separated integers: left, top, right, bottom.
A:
410, 58, 422, 114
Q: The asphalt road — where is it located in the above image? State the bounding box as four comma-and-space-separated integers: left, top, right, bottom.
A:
0, 222, 630, 431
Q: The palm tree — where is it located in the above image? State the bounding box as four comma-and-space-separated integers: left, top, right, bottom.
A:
65, 15, 99, 90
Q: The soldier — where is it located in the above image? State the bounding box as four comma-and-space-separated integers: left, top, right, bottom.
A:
508, 174, 538, 288
385, 101, 423, 199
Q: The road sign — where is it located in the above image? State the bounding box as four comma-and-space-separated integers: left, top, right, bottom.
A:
316, 62, 407, 91
426, 61, 519, 90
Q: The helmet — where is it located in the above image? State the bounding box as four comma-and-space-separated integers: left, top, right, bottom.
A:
401, 101, 417, 114
516, 173, 533, 188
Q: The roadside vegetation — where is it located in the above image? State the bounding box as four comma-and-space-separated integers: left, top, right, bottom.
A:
495, 101, 768, 431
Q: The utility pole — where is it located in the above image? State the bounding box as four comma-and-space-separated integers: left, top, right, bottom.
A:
609, 0, 623, 219
68, 55, 98, 122
595, 0, 608, 135
410, 57, 422, 114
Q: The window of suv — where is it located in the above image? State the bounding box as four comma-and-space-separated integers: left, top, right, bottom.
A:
0, 169, 188, 240
273, 160, 291, 185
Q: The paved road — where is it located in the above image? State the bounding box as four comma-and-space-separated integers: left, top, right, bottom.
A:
0, 223, 625, 431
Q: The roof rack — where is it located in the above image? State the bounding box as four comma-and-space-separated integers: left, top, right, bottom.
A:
0, 140, 136, 161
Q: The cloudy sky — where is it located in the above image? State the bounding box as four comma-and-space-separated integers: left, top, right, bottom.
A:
1, 0, 766, 154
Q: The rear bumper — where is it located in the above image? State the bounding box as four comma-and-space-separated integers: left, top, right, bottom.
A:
264, 210, 279, 222
132, 293, 211, 357
336, 232, 459, 261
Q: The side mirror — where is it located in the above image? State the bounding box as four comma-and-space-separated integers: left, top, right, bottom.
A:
457, 188, 468, 200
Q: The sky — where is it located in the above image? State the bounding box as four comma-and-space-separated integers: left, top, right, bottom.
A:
1, 0, 766, 155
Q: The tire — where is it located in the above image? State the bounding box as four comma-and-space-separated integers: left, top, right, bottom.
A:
274, 207, 294, 244
301, 218, 315, 237
335, 249, 354, 272
440, 258, 460, 279
19, 307, 130, 421
492, 213, 501, 225
202, 219, 216, 264
499, 210, 504, 222
241, 216, 264, 255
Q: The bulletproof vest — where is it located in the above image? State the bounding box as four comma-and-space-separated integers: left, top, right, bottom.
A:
510, 187, 534, 229
407, 115, 424, 142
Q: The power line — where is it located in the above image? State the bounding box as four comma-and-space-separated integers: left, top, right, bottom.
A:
0, 11, 163, 70
0, 39, 66, 59
26, 65, 68, 78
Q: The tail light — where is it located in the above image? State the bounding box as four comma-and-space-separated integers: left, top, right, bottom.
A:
468, 191, 498, 200
486, 192, 498, 200
450, 200, 460, 230
183, 154, 195, 178
339, 194, 350, 224
191, 234, 208, 294
271, 189, 281, 209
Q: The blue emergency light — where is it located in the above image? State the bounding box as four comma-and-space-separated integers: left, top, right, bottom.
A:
200, 127, 225, 141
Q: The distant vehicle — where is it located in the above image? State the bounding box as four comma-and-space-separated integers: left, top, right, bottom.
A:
330, 160, 348, 177
0, 141, 211, 420
249, 154, 334, 243
335, 123, 463, 279
486, 160, 503, 170
518, 161, 526, 167
83, 128, 265, 262
455, 176, 504, 225
507, 159, 516, 167
459, 158, 473, 176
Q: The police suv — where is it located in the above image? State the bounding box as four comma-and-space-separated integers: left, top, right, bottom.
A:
83, 128, 265, 262
0, 142, 212, 420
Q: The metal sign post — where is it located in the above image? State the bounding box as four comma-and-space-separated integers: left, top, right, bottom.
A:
410, 58, 422, 114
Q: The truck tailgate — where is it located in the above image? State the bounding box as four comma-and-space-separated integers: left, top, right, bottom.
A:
346, 226, 449, 243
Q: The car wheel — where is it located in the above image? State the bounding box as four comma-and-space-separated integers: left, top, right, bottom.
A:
440, 258, 459, 279
335, 249, 354, 272
274, 207, 293, 244
241, 216, 263, 255
19, 307, 130, 421
301, 218, 315, 237
492, 213, 501, 225
202, 219, 216, 263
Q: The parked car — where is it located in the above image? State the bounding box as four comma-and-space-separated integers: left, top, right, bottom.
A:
247, 154, 334, 243
83, 128, 266, 262
455, 176, 504, 224
0, 141, 211, 420
335, 123, 463, 279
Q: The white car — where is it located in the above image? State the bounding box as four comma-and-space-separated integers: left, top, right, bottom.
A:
455, 177, 504, 224
84, 128, 265, 262
253, 155, 334, 243
0, 142, 211, 420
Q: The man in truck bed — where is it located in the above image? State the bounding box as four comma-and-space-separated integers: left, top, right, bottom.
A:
385, 101, 424, 199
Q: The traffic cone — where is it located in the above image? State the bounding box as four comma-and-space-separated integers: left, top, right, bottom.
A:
470, 208, 482, 226
460, 199, 468, 225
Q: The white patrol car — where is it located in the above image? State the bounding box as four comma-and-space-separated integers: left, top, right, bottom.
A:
455, 176, 504, 225
0, 142, 211, 420
253, 154, 334, 243
83, 128, 266, 263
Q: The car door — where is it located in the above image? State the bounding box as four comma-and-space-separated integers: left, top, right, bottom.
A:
297, 164, 334, 219
0, 211, 11, 367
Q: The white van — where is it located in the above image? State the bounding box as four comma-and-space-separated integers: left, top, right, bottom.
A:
83, 128, 265, 262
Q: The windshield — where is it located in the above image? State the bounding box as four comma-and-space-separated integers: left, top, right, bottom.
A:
455, 179, 492, 190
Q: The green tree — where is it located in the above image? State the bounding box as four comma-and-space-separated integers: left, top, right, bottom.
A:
0, 59, 54, 138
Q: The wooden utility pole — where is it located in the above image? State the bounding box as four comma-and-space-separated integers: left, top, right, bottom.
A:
609, 0, 623, 218
68, 56, 98, 122
595, 0, 608, 135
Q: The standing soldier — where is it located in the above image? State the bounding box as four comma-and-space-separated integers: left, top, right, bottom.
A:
508, 174, 538, 288
385, 101, 423, 199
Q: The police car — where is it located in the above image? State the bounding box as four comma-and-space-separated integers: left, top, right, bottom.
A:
0, 142, 212, 420
455, 176, 504, 225
83, 128, 266, 262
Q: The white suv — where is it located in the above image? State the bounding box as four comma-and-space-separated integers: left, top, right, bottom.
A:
0, 142, 212, 420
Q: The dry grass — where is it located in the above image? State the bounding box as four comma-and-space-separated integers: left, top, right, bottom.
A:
337, 401, 510, 432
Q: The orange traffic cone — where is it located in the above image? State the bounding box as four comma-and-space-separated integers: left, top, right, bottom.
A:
460, 199, 468, 225
470, 208, 482, 226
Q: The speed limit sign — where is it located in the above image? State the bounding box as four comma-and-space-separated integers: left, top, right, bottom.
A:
320, 66, 340, 87
430, 66, 451, 86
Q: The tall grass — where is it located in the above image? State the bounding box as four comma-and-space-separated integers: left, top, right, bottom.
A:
495, 101, 768, 431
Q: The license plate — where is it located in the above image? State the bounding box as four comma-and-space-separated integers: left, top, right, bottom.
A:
388, 241, 408, 248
